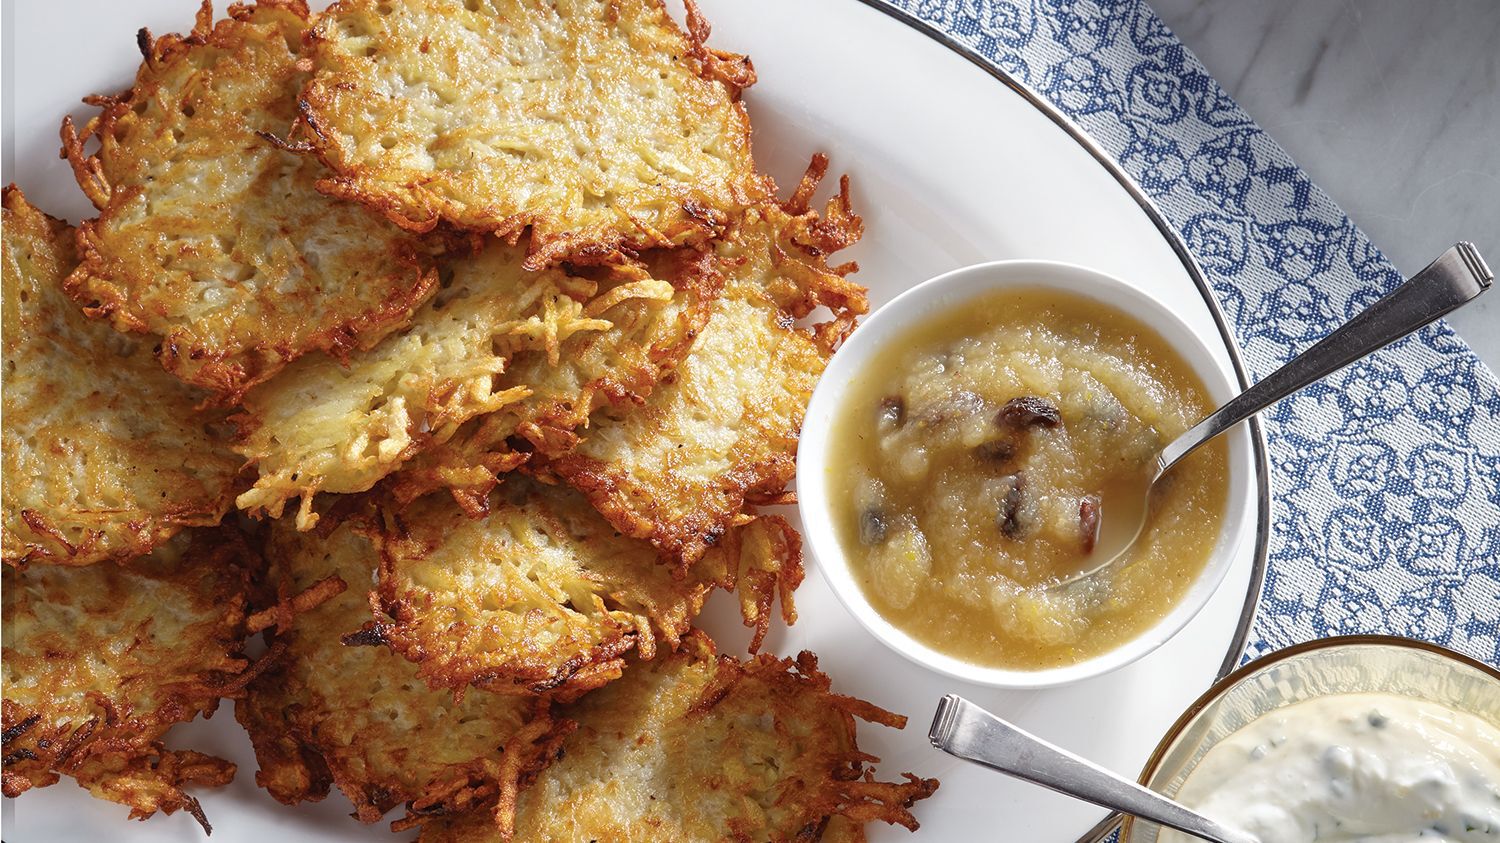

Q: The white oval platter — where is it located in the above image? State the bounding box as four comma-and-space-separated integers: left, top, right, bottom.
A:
1, 1, 1269, 840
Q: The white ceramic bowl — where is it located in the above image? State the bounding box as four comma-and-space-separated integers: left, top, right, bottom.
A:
796, 260, 1254, 689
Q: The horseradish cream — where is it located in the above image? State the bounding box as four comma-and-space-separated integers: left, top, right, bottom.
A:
1164, 693, 1500, 843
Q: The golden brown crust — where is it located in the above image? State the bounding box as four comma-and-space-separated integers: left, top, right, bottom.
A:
387, 246, 725, 512
60, 0, 438, 397
1, 187, 242, 568
715, 511, 805, 653
358, 479, 802, 696
750, 155, 870, 352
298, 0, 764, 269
68, 751, 239, 833
1, 527, 257, 830
232, 239, 678, 529
419, 633, 938, 842
237, 511, 566, 833
542, 162, 868, 569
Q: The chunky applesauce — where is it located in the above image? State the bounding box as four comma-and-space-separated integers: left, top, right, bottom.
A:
828, 288, 1228, 670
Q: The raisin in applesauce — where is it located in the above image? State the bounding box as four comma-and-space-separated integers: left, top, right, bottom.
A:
828, 288, 1228, 670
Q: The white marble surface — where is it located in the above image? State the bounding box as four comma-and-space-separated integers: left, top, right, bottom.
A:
1152, 0, 1500, 373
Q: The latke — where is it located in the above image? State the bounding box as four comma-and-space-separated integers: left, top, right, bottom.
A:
419, 633, 938, 842
238, 509, 565, 832
544, 159, 868, 568
2, 528, 257, 831
299, 0, 762, 268
233, 240, 687, 529
61, 0, 437, 397
357, 479, 801, 695
1, 187, 240, 568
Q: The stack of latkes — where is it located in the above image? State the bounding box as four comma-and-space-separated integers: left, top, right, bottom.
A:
1, 1, 939, 839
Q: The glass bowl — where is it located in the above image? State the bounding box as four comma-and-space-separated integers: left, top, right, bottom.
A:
1124, 634, 1500, 841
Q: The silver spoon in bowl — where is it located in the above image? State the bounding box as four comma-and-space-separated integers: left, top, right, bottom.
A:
1055, 242, 1493, 590
930, 694, 1258, 843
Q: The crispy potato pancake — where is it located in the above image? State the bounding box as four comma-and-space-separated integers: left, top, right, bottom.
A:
2, 528, 256, 831
299, 0, 762, 268
233, 239, 686, 529
1, 187, 240, 568
546, 283, 819, 568
357, 479, 801, 695
238, 511, 565, 830
61, 0, 437, 397
420, 634, 938, 842
389, 247, 723, 512
544, 160, 868, 568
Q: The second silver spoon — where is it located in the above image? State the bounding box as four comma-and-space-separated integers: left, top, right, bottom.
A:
930, 695, 1257, 843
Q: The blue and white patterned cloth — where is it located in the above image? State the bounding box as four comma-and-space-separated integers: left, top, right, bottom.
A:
877, 0, 1500, 668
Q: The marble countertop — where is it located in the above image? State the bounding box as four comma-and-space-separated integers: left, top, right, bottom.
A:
1153, 0, 1500, 372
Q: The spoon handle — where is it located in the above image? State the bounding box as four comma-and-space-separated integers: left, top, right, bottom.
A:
929, 696, 1258, 843
1156, 242, 1492, 475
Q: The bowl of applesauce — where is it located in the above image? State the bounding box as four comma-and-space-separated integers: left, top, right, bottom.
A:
797, 260, 1254, 688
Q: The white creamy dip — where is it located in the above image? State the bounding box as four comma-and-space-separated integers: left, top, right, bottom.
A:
1162, 693, 1500, 843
